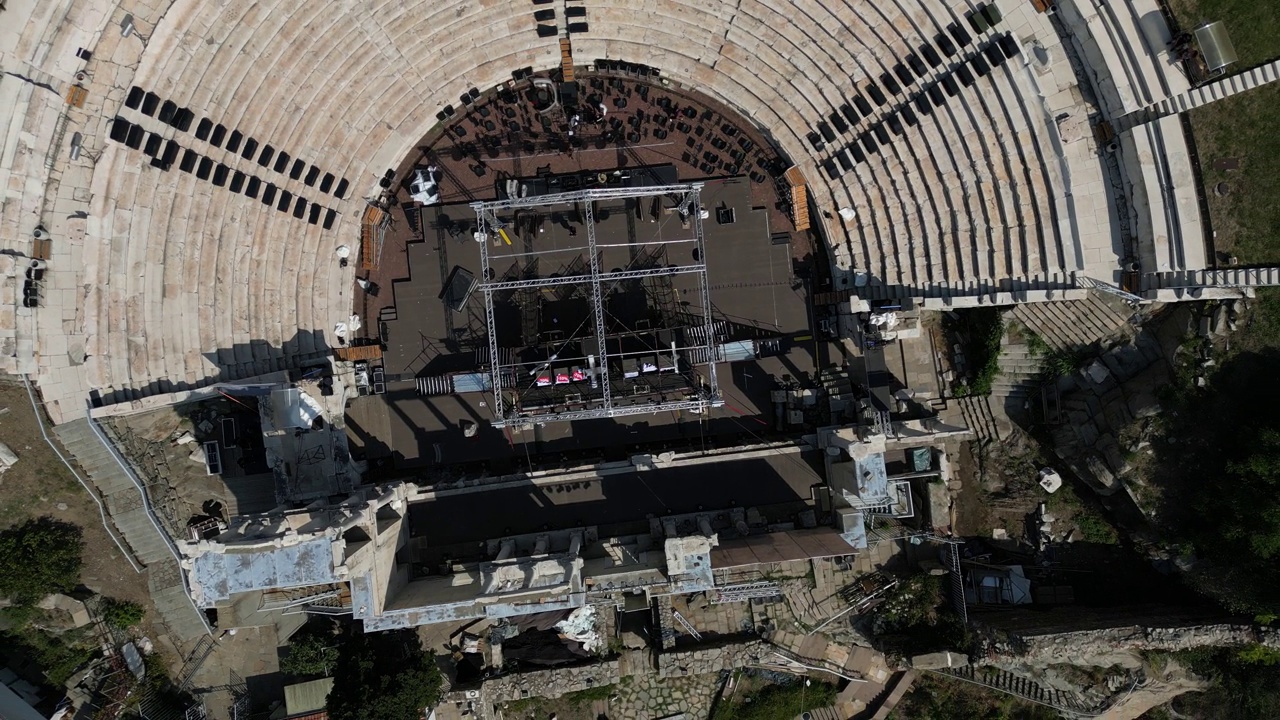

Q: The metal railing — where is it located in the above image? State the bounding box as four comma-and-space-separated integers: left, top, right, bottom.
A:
85, 408, 213, 636
20, 375, 142, 572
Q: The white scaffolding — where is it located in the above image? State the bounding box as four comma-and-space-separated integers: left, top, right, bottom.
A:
472, 184, 722, 428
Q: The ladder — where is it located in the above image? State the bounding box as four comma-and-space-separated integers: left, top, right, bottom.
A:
671, 609, 702, 641
711, 581, 782, 603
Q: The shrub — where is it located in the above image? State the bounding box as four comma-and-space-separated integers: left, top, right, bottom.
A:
712, 678, 837, 720
102, 598, 145, 629
0, 517, 84, 605
281, 629, 340, 677
326, 629, 443, 720
951, 309, 1004, 397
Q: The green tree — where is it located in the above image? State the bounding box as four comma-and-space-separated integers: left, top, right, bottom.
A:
281, 629, 340, 677
1169, 646, 1280, 719
0, 517, 84, 605
326, 630, 443, 720
1220, 430, 1280, 560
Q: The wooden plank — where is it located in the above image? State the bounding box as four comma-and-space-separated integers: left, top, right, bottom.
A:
560, 38, 575, 82
791, 184, 810, 231
65, 85, 88, 108
334, 344, 384, 361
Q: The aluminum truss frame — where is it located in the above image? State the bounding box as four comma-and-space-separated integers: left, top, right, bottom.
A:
475, 183, 703, 212
480, 263, 705, 292
472, 183, 720, 428
690, 191, 723, 408
477, 238, 505, 421
583, 197, 614, 415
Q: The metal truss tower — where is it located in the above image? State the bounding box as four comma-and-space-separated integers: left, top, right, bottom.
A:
472, 183, 723, 428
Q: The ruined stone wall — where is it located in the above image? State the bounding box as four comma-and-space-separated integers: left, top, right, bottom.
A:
480, 659, 621, 704
657, 639, 769, 678
995, 623, 1279, 668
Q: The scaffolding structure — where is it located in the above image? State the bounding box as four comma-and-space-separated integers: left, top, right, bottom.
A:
472, 184, 722, 428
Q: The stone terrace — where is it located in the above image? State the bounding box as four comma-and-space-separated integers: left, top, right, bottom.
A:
1, 0, 1211, 423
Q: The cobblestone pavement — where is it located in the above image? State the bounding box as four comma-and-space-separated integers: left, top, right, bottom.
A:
612, 672, 723, 720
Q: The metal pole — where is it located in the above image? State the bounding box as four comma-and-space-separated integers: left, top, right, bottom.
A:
476, 207, 505, 420
479, 263, 704, 292
688, 184, 722, 406
584, 197, 613, 416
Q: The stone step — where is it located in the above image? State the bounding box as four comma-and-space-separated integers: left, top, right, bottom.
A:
53, 419, 210, 641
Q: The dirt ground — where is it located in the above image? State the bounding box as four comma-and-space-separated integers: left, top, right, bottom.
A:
952, 429, 1116, 545
0, 375, 188, 675
0, 378, 152, 609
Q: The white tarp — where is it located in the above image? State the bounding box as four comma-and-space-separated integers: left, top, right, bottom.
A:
555, 605, 601, 653
868, 312, 899, 329
270, 388, 324, 430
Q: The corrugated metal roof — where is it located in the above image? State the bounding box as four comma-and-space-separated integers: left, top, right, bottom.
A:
284, 678, 334, 716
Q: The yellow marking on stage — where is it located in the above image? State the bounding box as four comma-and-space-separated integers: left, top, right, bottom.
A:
497, 228, 513, 245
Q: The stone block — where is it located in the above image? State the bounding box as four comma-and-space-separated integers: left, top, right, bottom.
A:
910, 650, 967, 670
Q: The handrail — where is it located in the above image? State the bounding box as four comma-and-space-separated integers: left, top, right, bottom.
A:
84, 407, 212, 636
19, 375, 141, 573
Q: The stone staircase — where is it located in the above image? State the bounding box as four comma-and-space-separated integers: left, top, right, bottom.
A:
53, 418, 211, 643
1007, 290, 1137, 351
957, 394, 1003, 444
937, 666, 1103, 715
1144, 59, 1280, 117
790, 706, 843, 720
1143, 266, 1280, 292
989, 340, 1041, 401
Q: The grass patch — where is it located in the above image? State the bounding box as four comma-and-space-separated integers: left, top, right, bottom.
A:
712, 679, 837, 720
102, 597, 145, 630
1165, 645, 1280, 718
1185, 83, 1280, 264
1167, 0, 1280, 266
1142, 292, 1280, 615
1046, 486, 1119, 545
506, 684, 616, 715
871, 574, 975, 659
563, 685, 614, 706
0, 610, 97, 689
1022, 328, 1085, 379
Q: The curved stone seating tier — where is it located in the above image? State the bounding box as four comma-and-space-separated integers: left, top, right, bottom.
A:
1054, 0, 1204, 275
6, 0, 1164, 419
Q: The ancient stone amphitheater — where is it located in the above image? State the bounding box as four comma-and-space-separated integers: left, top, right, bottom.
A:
2, 0, 1272, 423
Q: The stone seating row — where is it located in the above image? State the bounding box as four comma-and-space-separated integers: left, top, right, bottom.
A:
732, 0, 1059, 288
1054, 0, 1204, 274
81, 159, 345, 404
28, 0, 1102, 409
74, 0, 562, 401
793, 4, 1064, 288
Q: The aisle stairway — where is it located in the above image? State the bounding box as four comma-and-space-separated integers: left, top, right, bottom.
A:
1142, 58, 1280, 118
1007, 290, 1136, 351
937, 666, 1103, 715
53, 418, 210, 642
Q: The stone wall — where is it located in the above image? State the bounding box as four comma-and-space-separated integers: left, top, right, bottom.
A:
480, 659, 620, 704
1000, 623, 1277, 668
657, 639, 769, 679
